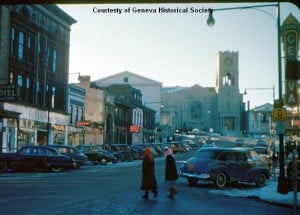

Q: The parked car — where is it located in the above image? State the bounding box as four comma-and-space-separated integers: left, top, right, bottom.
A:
102, 145, 125, 161
76, 144, 117, 165
149, 143, 165, 156
133, 144, 160, 157
236, 147, 273, 170
202, 139, 216, 148
0, 146, 76, 173
129, 145, 144, 159
49, 144, 89, 169
103, 144, 139, 161
252, 146, 273, 169
257, 139, 268, 147
235, 138, 244, 147
179, 147, 270, 188
166, 141, 187, 153
183, 139, 200, 149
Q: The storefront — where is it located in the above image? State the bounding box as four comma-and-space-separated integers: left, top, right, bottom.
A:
1, 103, 68, 152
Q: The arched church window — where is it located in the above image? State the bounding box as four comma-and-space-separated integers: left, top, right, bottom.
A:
222, 73, 234, 86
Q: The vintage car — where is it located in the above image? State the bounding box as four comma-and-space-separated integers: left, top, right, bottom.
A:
49, 144, 90, 169
179, 147, 270, 188
0, 146, 76, 173
166, 141, 187, 153
76, 144, 117, 165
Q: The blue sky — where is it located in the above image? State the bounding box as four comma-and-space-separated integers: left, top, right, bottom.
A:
58, 2, 299, 109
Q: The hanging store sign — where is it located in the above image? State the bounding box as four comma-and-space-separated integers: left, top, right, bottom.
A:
0, 85, 17, 101
76, 121, 91, 126
129, 125, 140, 133
282, 14, 299, 107
285, 80, 298, 107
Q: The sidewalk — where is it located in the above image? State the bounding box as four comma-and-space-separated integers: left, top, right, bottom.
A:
209, 167, 300, 209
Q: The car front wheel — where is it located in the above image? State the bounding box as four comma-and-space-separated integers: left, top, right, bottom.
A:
255, 173, 266, 187
215, 172, 227, 188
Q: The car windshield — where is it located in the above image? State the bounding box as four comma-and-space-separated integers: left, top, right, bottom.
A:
254, 147, 268, 154
83, 146, 99, 152
193, 150, 215, 159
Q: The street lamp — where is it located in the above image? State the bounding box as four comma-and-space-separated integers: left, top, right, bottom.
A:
207, 2, 287, 193
244, 86, 275, 106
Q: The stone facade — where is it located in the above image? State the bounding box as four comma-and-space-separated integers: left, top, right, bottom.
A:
161, 51, 244, 138
216, 51, 243, 136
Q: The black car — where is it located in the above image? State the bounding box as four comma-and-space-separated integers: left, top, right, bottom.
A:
166, 141, 187, 153
76, 144, 117, 165
103, 144, 140, 161
0, 146, 76, 173
179, 147, 270, 188
49, 145, 90, 169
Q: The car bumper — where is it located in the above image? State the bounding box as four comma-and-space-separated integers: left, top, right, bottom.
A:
79, 160, 90, 165
179, 170, 210, 179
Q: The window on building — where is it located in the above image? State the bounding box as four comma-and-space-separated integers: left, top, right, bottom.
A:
79, 107, 84, 122
52, 49, 57, 73
38, 39, 45, 66
222, 73, 233, 86
17, 74, 31, 102
51, 86, 56, 108
124, 77, 128, 83
18, 31, 25, 60
10, 27, 15, 55
46, 84, 55, 108
17, 74, 23, 87
190, 101, 202, 120
68, 105, 72, 123
260, 113, 268, 123
27, 34, 34, 63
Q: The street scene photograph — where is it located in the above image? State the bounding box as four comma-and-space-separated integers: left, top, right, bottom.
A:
0, 0, 300, 214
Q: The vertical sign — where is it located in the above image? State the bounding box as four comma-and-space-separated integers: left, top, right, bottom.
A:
282, 14, 299, 107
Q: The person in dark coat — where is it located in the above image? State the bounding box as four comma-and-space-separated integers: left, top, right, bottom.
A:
165, 148, 178, 199
141, 147, 158, 200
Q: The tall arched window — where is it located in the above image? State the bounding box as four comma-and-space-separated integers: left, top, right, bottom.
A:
222, 73, 234, 86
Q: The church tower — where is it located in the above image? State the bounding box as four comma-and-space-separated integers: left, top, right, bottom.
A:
216, 51, 242, 135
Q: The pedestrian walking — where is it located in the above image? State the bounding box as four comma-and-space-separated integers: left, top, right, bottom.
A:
165, 148, 178, 199
140, 147, 158, 200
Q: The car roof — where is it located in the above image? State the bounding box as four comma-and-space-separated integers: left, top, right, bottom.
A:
21, 145, 58, 151
50, 144, 74, 148
199, 147, 251, 153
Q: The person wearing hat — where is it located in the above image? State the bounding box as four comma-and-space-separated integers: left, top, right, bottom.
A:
140, 147, 158, 200
165, 148, 178, 199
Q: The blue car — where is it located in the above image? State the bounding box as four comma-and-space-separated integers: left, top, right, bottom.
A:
179, 147, 270, 188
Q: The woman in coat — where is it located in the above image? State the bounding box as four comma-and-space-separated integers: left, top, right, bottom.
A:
141, 147, 158, 200
165, 148, 178, 199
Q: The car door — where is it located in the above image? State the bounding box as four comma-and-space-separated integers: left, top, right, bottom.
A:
222, 152, 239, 181
18, 147, 39, 170
236, 152, 251, 180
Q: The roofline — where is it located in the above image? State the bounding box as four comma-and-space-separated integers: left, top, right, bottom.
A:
95, 71, 163, 86
44, 4, 77, 25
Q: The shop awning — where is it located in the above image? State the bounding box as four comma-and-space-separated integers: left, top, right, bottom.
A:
0, 109, 21, 119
